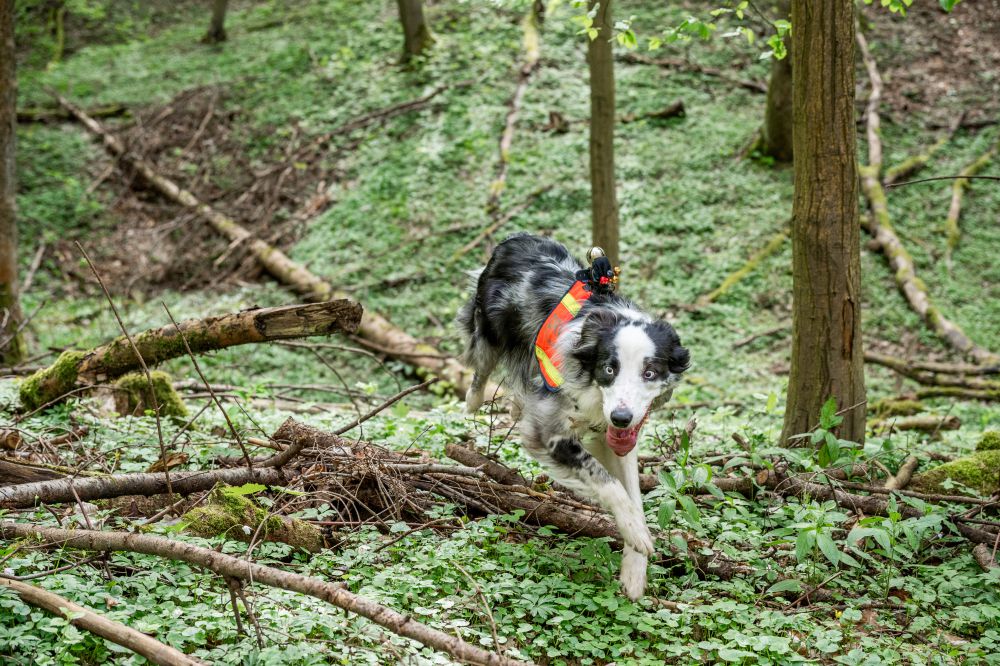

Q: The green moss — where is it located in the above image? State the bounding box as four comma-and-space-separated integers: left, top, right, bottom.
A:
870, 398, 924, 418
977, 431, 1000, 452
113, 370, 188, 417
911, 450, 1000, 496
18, 350, 86, 411
183, 486, 322, 551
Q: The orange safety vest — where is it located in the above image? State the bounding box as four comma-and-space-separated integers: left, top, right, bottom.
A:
534, 280, 593, 391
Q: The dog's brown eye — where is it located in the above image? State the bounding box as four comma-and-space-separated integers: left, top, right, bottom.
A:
643, 369, 658, 380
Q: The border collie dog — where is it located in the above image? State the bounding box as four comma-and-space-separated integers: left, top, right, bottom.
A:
457, 234, 689, 599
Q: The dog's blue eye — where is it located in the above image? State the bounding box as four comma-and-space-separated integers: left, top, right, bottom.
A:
643, 370, 657, 380
604, 366, 614, 375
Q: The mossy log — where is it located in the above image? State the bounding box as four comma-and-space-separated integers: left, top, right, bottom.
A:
18, 300, 362, 411
183, 486, 322, 552
944, 138, 999, 261
871, 414, 961, 434
696, 227, 789, 306
855, 35, 999, 366
56, 93, 474, 397
911, 451, 1000, 497
869, 397, 925, 418
113, 370, 188, 417
865, 351, 1000, 391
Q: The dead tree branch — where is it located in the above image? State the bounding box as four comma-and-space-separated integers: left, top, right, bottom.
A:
0, 577, 206, 665
944, 137, 999, 264
855, 32, 999, 366
0, 523, 533, 666
696, 226, 789, 306
54, 93, 474, 396
617, 52, 767, 94
19, 300, 362, 411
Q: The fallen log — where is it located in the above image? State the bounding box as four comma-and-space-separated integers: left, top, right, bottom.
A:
872, 414, 961, 434
16, 102, 128, 124
55, 93, 474, 396
619, 100, 685, 124
865, 351, 1000, 384
882, 115, 961, 186
696, 227, 788, 306
0, 459, 64, 485
0, 523, 532, 666
944, 137, 999, 263
0, 467, 287, 509
972, 543, 998, 571
18, 300, 362, 411
855, 33, 999, 366
0, 577, 206, 666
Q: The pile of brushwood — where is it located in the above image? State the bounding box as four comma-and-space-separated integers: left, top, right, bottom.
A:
2, 300, 998, 664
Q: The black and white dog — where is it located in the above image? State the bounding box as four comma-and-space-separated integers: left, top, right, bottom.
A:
457, 234, 689, 599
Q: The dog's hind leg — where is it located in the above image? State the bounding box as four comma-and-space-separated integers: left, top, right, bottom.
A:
464, 341, 499, 413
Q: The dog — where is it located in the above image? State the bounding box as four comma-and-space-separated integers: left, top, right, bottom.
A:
457, 233, 689, 599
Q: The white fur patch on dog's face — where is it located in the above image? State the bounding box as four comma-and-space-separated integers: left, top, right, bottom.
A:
598, 325, 663, 428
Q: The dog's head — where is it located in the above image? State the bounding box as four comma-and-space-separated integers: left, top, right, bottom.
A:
573, 309, 689, 456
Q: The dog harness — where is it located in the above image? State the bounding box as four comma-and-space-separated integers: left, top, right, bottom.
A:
534, 248, 620, 392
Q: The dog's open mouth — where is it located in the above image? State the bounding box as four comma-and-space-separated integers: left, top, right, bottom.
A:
605, 411, 649, 457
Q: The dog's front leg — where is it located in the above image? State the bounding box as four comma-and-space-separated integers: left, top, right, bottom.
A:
526, 430, 653, 557
588, 442, 648, 600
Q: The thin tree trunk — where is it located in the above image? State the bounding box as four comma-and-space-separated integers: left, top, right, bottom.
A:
780, 0, 866, 444
396, 0, 434, 64
0, 0, 24, 366
760, 0, 793, 161
587, 0, 619, 265
203, 0, 228, 44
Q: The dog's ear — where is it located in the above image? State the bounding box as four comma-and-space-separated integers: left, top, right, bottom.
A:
573, 308, 619, 368
668, 344, 690, 375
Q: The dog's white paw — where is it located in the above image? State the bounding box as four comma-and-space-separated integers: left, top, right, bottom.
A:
616, 507, 654, 556
620, 548, 648, 601
465, 386, 484, 413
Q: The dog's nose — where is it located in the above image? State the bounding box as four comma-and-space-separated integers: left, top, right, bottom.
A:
610, 408, 633, 428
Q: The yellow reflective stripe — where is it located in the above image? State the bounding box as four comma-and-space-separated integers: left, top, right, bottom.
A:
560, 292, 582, 316
535, 344, 564, 387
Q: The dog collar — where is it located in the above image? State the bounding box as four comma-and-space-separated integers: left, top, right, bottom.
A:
535, 280, 594, 391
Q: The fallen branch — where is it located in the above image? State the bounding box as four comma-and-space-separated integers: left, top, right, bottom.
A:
18, 300, 362, 411
855, 33, 999, 366
944, 137, 999, 263
0, 467, 287, 509
696, 227, 788, 306
913, 387, 1000, 402
872, 415, 961, 435
882, 115, 961, 186
55, 93, 474, 396
865, 351, 1000, 392
0, 577, 205, 665
884, 456, 919, 491
16, 102, 128, 124
0, 523, 532, 666
972, 543, 998, 571
0, 459, 65, 485
865, 351, 1000, 378
619, 100, 685, 124
450, 184, 553, 263
617, 52, 767, 94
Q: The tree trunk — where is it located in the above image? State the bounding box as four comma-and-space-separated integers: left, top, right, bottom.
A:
396, 0, 434, 64
760, 0, 793, 161
780, 0, 866, 444
203, 0, 228, 44
587, 0, 620, 265
0, 0, 25, 366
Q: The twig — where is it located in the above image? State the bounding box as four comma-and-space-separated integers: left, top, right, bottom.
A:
451, 184, 553, 262
732, 324, 791, 349
617, 52, 767, 94
21, 243, 45, 293
75, 242, 172, 496
886, 175, 1000, 188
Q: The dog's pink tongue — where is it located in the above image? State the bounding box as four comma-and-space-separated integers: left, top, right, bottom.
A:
606, 425, 639, 457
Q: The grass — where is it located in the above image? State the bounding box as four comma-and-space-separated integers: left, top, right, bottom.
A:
3, 0, 1000, 664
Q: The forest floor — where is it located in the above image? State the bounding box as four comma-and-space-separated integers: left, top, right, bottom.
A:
3, 1, 1000, 664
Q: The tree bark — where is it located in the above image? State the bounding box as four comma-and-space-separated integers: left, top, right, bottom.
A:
203, 0, 228, 44
19, 300, 362, 411
0, 523, 533, 666
396, 0, 434, 64
587, 0, 620, 265
0, 0, 25, 366
780, 0, 866, 444
0, 577, 206, 666
760, 0, 793, 161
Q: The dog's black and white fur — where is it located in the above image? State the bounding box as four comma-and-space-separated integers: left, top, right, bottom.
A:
457, 234, 689, 599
